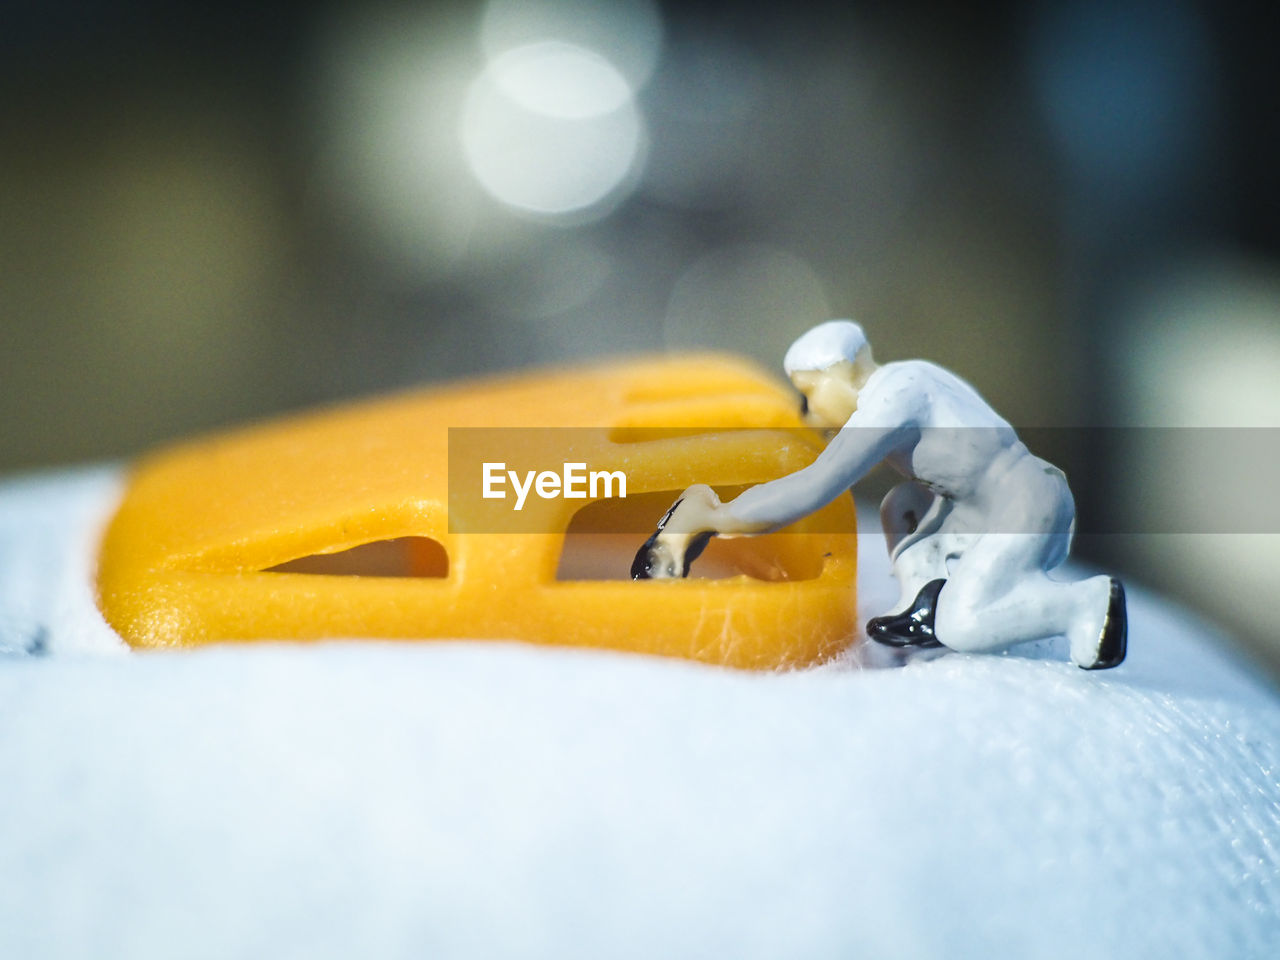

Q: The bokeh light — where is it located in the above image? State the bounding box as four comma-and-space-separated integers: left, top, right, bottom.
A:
480, 0, 663, 89
1027, 0, 1218, 197
460, 41, 645, 218
1110, 257, 1280, 670
309, 3, 479, 281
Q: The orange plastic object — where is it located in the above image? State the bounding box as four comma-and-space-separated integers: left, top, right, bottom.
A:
97, 355, 858, 669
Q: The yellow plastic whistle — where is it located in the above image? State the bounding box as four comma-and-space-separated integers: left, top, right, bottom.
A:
96, 354, 859, 669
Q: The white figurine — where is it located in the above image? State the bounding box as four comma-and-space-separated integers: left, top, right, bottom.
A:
633, 320, 1126, 670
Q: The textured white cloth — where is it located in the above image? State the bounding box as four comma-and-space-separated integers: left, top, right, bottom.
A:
1, 467, 1278, 959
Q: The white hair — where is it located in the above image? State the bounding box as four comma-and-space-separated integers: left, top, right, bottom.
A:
783, 320, 869, 375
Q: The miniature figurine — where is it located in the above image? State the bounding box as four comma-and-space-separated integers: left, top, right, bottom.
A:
632, 320, 1127, 670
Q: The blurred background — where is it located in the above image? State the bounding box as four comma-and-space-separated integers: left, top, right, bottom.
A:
2, 0, 1278, 676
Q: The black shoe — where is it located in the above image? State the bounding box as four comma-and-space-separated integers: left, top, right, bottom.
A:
1083, 578, 1127, 670
867, 579, 947, 647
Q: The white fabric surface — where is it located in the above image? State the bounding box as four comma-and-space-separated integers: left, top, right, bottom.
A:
1, 466, 1278, 959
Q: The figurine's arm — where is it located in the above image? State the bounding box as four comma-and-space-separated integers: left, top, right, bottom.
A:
717, 420, 916, 533
635, 413, 916, 580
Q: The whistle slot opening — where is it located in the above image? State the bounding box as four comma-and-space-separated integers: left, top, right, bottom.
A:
264, 537, 449, 578
555, 489, 823, 582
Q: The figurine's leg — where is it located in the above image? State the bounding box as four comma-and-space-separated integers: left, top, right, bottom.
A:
930, 459, 1125, 668
933, 534, 1118, 667
880, 482, 953, 611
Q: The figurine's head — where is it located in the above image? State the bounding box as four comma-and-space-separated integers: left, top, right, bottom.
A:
784, 320, 876, 428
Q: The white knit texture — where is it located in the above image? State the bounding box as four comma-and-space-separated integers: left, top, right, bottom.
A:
2, 467, 1278, 959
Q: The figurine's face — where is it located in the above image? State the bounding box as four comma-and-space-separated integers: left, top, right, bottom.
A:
790, 361, 859, 428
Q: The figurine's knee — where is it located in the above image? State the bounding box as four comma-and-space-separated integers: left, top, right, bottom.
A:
934, 584, 998, 653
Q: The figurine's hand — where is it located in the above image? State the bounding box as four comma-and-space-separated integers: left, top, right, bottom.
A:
662, 484, 723, 534
630, 486, 722, 580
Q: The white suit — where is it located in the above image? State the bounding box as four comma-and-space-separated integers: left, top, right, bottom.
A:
723, 358, 1114, 666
